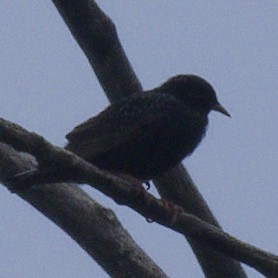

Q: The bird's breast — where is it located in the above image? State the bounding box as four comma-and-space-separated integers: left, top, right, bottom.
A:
153, 111, 207, 164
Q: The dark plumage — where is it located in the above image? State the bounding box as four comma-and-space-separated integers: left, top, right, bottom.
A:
65, 75, 230, 181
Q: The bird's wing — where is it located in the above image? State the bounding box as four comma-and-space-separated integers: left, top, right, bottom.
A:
66, 93, 184, 159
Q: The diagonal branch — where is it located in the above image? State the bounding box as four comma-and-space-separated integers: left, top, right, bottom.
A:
50, 0, 247, 276
0, 118, 277, 277
52, 0, 142, 103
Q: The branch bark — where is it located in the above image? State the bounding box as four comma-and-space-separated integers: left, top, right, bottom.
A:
1, 118, 277, 278
0, 143, 167, 278
50, 1, 247, 277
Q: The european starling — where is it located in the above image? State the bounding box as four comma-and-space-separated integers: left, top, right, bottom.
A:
66, 75, 230, 182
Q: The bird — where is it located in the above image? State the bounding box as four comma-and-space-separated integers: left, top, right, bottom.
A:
65, 75, 230, 184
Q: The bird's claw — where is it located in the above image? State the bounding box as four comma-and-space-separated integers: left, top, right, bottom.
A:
161, 200, 184, 226
144, 181, 151, 190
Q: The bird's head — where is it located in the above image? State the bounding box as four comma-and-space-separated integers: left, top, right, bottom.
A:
159, 74, 231, 117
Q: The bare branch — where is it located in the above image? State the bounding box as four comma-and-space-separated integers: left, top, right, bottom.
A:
52, 0, 142, 103
1, 118, 277, 277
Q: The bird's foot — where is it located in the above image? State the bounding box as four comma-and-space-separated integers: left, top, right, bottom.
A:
161, 200, 184, 226
133, 182, 150, 200
115, 173, 150, 192
144, 181, 151, 190
145, 200, 184, 224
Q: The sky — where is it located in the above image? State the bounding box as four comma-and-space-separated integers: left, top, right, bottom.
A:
0, 1, 277, 277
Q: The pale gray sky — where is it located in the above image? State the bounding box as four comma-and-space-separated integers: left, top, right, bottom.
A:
1, 1, 277, 277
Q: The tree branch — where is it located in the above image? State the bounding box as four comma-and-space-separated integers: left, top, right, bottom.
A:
52, 0, 142, 103
50, 0, 247, 276
1, 118, 277, 278
0, 141, 168, 278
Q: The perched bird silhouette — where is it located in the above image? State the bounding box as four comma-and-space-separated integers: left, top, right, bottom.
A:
66, 75, 230, 183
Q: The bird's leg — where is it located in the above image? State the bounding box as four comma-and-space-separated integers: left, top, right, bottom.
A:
114, 173, 154, 208
115, 173, 146, 191
113, 173, 183, 224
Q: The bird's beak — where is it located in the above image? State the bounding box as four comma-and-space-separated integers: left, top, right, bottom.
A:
212, 102, 231, 117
